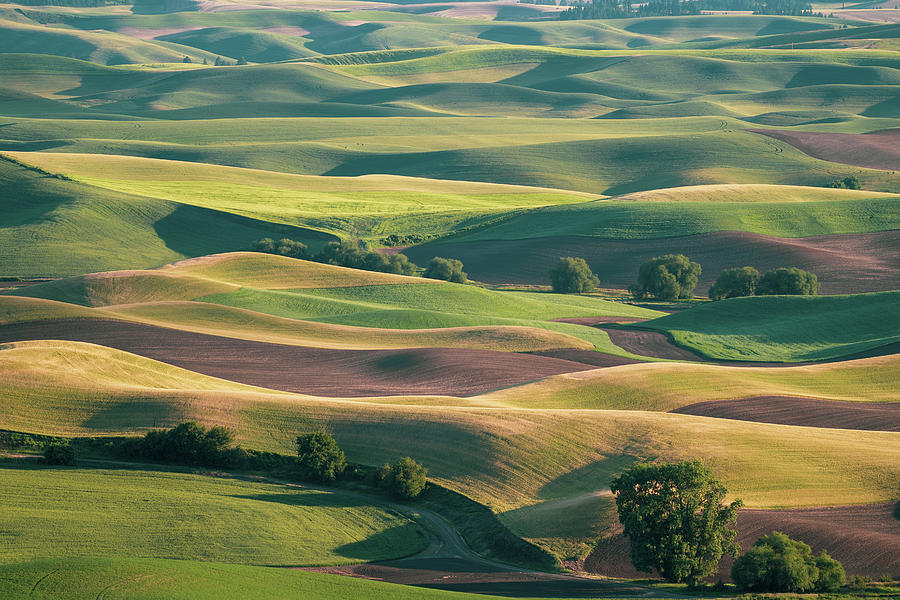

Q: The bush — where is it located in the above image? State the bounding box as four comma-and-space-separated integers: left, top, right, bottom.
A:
732, 531, 845, 593
379, 457, 427, 500
128, 422, 237, 467
630, 254, 701, 301
296, 431, 346, 482
709, 266, 759, 301
251, 237, 307, 259
756, 267, 820, 296
43, 442, 75, 466
252, 238, 417, 276
549, 257, 599, 294
828, 175, 861, 190
423, 257, 467, 284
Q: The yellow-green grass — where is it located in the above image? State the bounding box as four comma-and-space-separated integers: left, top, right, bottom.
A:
0, 157, 335, 278
1, 341, 897, 545
8, 152, 594, 239
488, 354, 900, 410
0, 465, 426, 565
0, 558, 554, 600
616, 183, 898, 203
0, 294, 597, 352
640, 292, 900, 362
0, 19, 217, 65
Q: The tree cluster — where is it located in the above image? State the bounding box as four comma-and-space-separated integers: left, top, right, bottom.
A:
711, 266, 820, 300
423, 257, 467, 283
630, 254, 701, 301
732, 531, 845, 592
550, 257, 599, 293
121, 422, 238, 467
296, 431, 346, 482
252, 238, 418, 276
376, 456, 428, 500
828, 175, 861, 190
558, 0, 818, 19
611, 460, 742, 586
43, 441, 76, 466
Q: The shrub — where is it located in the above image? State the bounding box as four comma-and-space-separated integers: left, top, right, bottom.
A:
379, 457, 427, 500
423, 257, 467, 284
549, 257, 599, 294
756, 267, 820, 296
630, 254, 701, 301
128, 422, 237, 467
296, 431, 346, 482
610, 460, 742, 586
43, 442, 75, 466
709, 266, 759, 301
732, 531, 845, 593
828, 175, 861, 190
252, 238, 417, 275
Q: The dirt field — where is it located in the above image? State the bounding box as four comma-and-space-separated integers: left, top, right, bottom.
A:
406, 231, 900, 295
751, 129, 900, 171
586, 503, 900, 579
602, 328, 706, 361
0, 319, 598, 397
672, 396, 900, 431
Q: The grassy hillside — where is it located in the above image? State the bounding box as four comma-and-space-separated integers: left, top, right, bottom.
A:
640, 291, 900, 361
1, 341, 897, 541
0, 464, 425, 565
0, 157, 334, 277
0, 558, 532, 600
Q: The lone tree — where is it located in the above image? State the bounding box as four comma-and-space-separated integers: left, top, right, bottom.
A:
732, 531, 845, 593
423, 257, 467, 284
296, 431, 346, 481
378, 456, 427, 500
630, 254, 701, 301
610, 460, 742, 586
756, 267, 819, 296
550, 257, 599, 293
43, 441, 76, 466
709, 266, 759, 301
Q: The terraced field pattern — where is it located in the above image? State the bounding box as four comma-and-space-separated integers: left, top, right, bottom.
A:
1, 0, 898, 597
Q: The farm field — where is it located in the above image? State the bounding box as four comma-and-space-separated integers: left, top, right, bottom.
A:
1, 0, 898, 597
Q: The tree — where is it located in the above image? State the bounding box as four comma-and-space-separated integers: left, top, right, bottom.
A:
237, 56, 248, 65
43, 442, 75, 465
610, 460, 742, 586
384, 253, 417, 276
828, 175, 860, 190
252, 238, 277, 253
182, 55, 192, 63
549, 257, 599, 293
709, 266, 759, 301
274, 238, 308, 259
756, 267, 819, 296
630, 254, 701, 301
379, 457, 427, 500
136, 422, 235, 467
296, 431, 346, 481
732, 531, 845, 592
423, 257, 467, 284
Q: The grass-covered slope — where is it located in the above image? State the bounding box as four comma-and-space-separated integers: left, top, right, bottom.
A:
0, 157, 334, 277
0, 558, 518, 600
639, 291, 900, 362
0, 465, 425, 566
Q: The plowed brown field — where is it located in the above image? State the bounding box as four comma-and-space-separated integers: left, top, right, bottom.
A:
752, 129, 900, 171
0, 319, 597, 397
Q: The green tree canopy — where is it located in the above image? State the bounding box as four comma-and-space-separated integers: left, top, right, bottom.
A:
757, 267, 820, 296
423, 257, 467, 284
630, 254, 701, 301
732, 531, 845, 593
549, 257, 599, 294
296, 431, 346, 482
610, 460, 742, 586
378, 457, 427, 500
709, 266, 759, 301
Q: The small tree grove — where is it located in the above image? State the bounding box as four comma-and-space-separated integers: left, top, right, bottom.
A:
630, 254, 701, 301
423, 257, 467, 283
732, 531, 845, 593
549, 257, 599, 293
377, 456, 428, 500
296, 431, 346, 482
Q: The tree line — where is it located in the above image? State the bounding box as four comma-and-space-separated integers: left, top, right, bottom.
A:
549, 253, 820, 300
558, 0, 820, 19
252, 238, 467, 283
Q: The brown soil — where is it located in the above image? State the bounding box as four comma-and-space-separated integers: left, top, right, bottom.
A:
672, 396, 900, 431
602, 328, 706, 361
310, 558, 653, 597
0, 319, 597, 398
528, 349, 643, 368
552, 317, 650, 326
751, 128, 900, 171
405, 231, 900, 295
586, 503, 900, 580
831, 9, 900, 23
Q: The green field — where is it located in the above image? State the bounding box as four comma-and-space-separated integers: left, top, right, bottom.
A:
639, 291, 900, 361
0, 464, 426, 565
